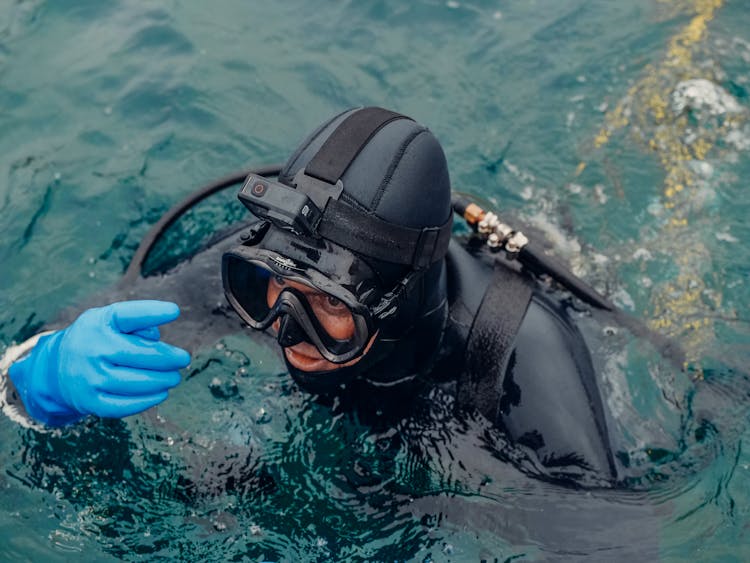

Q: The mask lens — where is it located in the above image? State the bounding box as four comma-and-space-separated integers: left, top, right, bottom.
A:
224, 255, 274, 324
223, 252, 371, 362
266, 275, 356, 342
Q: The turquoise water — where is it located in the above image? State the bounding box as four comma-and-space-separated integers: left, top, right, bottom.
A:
1, 0, 749, 560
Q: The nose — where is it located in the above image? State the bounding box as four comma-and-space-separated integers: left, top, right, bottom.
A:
277, 314, 309, 347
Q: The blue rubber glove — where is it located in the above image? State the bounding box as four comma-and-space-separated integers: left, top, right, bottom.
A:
8, 300, 191, 427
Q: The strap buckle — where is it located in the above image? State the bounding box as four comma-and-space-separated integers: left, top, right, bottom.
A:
413, 227, 440, 270
292, 168, 344, 210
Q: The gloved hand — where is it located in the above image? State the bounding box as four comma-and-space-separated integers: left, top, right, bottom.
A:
8, 300, 191, 427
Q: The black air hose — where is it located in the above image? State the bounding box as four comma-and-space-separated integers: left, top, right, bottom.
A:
122, 164, 282, 285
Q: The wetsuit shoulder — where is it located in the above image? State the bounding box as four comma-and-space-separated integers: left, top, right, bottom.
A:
499, 292, 617, 483
443, 240, 617, 484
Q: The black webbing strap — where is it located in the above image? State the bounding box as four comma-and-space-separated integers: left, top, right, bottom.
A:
297, 106, 449, 268
318, 199, 452, 269
305, 107, 411, 184
456, 261, 534, 423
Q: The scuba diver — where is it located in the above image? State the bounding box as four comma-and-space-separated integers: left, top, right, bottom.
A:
1, 106, 668, 486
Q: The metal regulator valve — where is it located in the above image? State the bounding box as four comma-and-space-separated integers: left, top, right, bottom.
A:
450, 192, 615, 312
477, 210, 529, 257
451, 195, 529, 258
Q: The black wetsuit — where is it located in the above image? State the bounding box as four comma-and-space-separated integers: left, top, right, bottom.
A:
437, 240, 617, 484
84, 227, 617, 487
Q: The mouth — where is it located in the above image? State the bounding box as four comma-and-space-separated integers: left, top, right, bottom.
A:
271, 318, 337, 372
279, 329, 377, 373
284, 344, 334, 372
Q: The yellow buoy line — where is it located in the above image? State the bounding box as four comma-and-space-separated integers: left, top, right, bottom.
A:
576, 0, 746, 375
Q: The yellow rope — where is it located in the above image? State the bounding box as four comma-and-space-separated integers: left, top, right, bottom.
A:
575, 0, 745, 375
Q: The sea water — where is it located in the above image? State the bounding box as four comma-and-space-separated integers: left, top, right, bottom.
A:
1, 1, 749, 561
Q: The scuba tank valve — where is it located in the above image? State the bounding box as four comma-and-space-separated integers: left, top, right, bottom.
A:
451, 194, 614, 311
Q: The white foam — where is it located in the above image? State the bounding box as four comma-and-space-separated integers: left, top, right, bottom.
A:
612, 287, 635, 311
632, 248, 653, 261
689, 160, 714, 179
527, 212, 582, 257
726, 127, 750, 151
715, 231, 739, 243
594, 183, 607, 204
671, 79, 744, 116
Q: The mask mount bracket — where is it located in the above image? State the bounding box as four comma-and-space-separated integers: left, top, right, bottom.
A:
238, 173, 323, 236
293, 168, 344, 211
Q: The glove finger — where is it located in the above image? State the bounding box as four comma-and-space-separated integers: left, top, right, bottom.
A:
106, 335, 191, 371
95, 366, 181, 396
109, 300, 181, 334
131, 326, 160, 341
92, 391, 169, 419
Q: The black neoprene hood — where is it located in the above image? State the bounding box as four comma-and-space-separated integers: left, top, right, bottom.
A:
249, 107, 453, 391
278, 107, 453, 271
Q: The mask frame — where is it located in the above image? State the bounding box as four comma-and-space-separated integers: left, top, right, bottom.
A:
222, 238, 423, 363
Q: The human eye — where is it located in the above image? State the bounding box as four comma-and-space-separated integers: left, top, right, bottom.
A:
326, 295, 344, 309
313, 293, 348, 316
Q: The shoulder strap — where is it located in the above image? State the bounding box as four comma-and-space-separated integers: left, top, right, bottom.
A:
456, 261, 534, 423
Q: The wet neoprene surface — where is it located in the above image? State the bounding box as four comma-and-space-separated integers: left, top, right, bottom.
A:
440, 241, 618, 485
63, 228, 620, 487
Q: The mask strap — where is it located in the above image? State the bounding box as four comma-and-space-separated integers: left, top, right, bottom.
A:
304, 107, 411, 185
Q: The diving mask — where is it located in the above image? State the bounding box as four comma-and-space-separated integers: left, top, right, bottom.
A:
222, 225, 421, 364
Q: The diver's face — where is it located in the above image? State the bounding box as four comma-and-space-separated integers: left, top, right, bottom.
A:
266, 276, 373, 372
